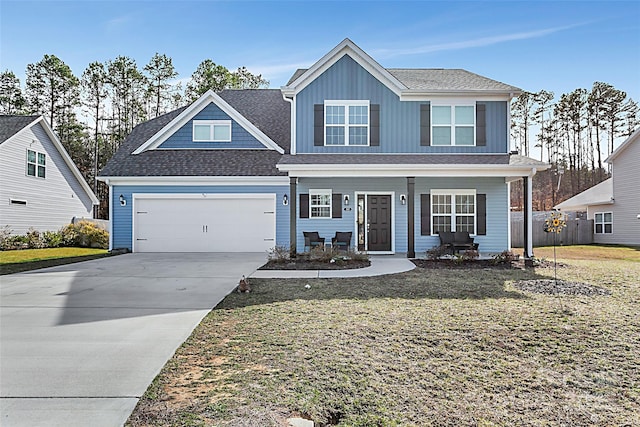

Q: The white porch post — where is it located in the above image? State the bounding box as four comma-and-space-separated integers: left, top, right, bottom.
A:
526, 174, 533, 258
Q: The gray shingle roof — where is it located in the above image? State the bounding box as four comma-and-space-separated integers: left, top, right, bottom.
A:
387, 69, 521, 92
99, 89, 290, 177
0, 115, 40, 143
286, 68, 520, 93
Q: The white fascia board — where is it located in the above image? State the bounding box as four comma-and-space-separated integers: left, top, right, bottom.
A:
278, 164, 545, 178
281, 39, 406, 97
34, 117, 99, 205
99, 176, 289, 186
399, 93, 513, 102
133, 90, 284, 155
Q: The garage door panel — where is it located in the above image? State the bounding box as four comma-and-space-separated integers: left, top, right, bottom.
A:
134, 196, 276, 252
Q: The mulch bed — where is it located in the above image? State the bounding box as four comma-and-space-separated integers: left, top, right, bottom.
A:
412, 259, 517, 269
513, 279, 611, 296
259, 259, 371, 270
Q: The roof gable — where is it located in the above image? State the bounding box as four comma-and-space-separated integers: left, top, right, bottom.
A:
1, 115, 98, 205
605, 127, 640, 163
554, 178, 613, 211
281, 38, 407, 97
133, 90, 284, 154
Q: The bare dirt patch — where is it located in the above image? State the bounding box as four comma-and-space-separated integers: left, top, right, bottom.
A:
513, 279, 612, 296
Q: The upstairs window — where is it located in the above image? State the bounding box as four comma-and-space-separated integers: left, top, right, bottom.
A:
431, 190, 476, 235
594, 212, 612, 234
27, 149, 46, 178
325, 101, 369, 146
432, 105, 475, 146
193, 120, 232, 142
309, 189, 332, 218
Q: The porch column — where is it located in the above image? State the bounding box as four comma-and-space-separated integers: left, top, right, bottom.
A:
407, 177, 415, 258
289, 177, 297, 255
523, 176, 533, 259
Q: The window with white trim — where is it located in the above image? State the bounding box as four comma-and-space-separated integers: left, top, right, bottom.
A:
192, 120, 232, 142
594, 212, 612, 234
431, 190, 476, 235
309, 189, 332, 218
325, 101, 369, 146
27, 149, 46, 178
432, 105, 475, 146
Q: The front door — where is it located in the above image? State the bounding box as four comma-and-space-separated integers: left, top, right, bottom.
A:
365, 194, 392, 251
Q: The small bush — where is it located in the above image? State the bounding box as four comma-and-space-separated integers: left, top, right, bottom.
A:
307, 245, 335, 262
60, 221, 109, 249
43, 230, 63, 248
267, 245, 291, 263
0, 225, 14, 250
426, 244, 450, 260
25, 228, 46, 249
491, 250, 519, 265
461, 249, 479, 261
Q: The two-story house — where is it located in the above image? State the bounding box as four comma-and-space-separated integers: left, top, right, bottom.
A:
99, 39, 547, 257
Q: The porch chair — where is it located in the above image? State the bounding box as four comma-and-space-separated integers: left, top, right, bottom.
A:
303, 231, 325, 251
331, 231, 352, 251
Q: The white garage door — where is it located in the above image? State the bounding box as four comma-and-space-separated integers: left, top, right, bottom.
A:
133, 194, 276, 252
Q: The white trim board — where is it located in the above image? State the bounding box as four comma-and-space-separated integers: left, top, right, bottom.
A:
99, 176, 289, 186
133, 90, 284, 155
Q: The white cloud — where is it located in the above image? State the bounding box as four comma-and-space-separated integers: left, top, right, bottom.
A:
373, 24, 584, 58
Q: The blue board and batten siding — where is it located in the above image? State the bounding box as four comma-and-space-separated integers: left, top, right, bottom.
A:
158, 103, 266, 150
111, 185, 289, 250
296, 55, 508, 154
297, 177, 509, 254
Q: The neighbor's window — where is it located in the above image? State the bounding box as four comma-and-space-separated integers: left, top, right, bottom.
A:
594, 212, 612, 234
193, 120, 232, 142
27, 149, 46, 178
325, 101, 369, 146
432, 105, 475, 146
309, 189, 332, 218
431, 190, 476, 235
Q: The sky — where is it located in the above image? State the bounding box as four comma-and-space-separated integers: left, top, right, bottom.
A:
1, 1, 639, 118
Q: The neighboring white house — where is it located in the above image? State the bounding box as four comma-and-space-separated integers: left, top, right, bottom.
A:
0, 115, 98, 235
555, 128, 640, 246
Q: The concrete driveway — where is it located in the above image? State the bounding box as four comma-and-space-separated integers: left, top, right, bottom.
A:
0, 252, 266, 427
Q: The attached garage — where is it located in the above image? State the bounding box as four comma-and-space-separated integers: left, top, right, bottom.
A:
133, 194, 276, 252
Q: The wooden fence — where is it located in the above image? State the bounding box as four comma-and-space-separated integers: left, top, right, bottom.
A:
511, 219, 593, 248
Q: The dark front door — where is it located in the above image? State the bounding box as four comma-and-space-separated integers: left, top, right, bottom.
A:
367, 195, 392, 251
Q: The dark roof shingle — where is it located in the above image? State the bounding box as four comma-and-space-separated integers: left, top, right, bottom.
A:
0, 115, 40, 143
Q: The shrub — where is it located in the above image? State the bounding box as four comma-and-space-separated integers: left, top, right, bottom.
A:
267, 245, 291, 263
426, 244, 449, 260
43, 230, 63, 248
0, 225, 14, 250
491, 250, 519, 265
25, 228, 46, 249
60, 221, 109, 249
461, 249, 479, 261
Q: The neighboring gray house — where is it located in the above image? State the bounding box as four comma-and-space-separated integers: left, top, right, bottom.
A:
0, 115, 98, 234
555, 127, 640, 246
100, 39, 548, 256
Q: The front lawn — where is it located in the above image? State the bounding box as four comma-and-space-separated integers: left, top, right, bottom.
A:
128, 246, 640, 426
0, 247, 109, 275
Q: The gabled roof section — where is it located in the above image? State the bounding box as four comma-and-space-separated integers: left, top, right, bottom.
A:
554, 178, 613, 211
605, 127, 640, 163
0, 115, 40, 143
281, 38, 407, 97
133, 90, 284, 154
1, 115, 98, 205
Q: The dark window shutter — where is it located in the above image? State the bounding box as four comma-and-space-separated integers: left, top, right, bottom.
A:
332, 193, 342, 218
300, 194, 309, 219
314, 104, 324, 146
370, 104, 380, 146
477, 194, 486, 235
420, 104, 431, 146
476, 103, 486, 147
420, 193, 430, 235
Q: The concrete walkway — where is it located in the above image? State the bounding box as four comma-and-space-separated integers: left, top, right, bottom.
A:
0, 253, 266, 427
250, 254, 416, 279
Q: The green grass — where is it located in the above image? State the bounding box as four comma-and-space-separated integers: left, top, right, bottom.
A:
0, 247, 109, 275
128, 246, 640, 426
